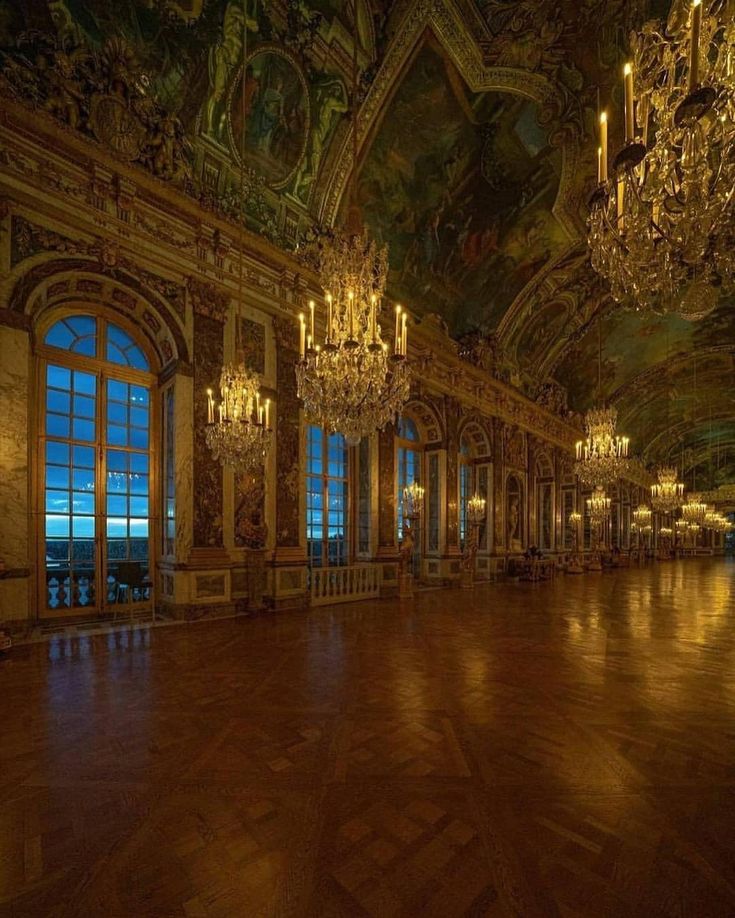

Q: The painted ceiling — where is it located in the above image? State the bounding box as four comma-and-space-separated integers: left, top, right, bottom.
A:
1, 0, 733, 483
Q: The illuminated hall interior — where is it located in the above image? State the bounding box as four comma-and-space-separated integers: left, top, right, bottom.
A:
0, 0, 734, 914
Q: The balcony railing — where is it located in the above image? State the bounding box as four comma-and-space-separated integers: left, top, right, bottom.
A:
310, 564, 381, 607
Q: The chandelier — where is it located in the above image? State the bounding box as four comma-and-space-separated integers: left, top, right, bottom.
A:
295, 7, 410, 445
575, 406, 630, 486
682, 491, 707, 523
588, 0, 735, 319
632, 504, 652, 529
467, 494, 487, 526
650, 465, 684, 511
206, 365, 272, 474
203, 13, 272, 474
586, 486, 612, 525
296, 232, 410, 446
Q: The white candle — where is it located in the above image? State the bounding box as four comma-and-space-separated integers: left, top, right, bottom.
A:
348, 290, 355, 340
309, 300, 315, 344
207, 389, 214, 424
624, 63, 634, 142
218, 403, 223, 423
265, 398, 270, 429
689, 0, 702, 91
395, 305, 401, 353
299, 313, 305, 358
401, 312, 407, 356
371, 295, 377, 344
255, 391, 260, 422
326, 293, 333, 344
599, 111, 608, 183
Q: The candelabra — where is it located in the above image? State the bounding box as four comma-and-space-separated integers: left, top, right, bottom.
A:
568, 510, 584, 574
461, 493, 486, 588
589, 0, 735, 319
574, 407, 630, 486
586, 486, 611, 570
632, 503, 652, 563
398, 481, 424, 597
205, 365, 272, 475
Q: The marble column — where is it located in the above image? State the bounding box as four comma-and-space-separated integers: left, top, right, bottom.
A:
270, 317, 307, 608
0, 323, 31, 624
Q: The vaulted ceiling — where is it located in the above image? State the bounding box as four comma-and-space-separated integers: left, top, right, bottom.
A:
1, 0, 733, 483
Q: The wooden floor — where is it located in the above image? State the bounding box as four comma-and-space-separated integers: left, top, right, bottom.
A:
2, 559, 735, 917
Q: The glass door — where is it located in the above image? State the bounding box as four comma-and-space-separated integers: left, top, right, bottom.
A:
39, 314, 154, 617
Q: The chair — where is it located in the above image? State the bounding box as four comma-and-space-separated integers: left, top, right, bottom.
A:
113, 562, 154, 623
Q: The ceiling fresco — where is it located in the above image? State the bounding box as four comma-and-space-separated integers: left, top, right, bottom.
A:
355, 41, 568, 335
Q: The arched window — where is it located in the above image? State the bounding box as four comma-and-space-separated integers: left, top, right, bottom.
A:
458, 423, 492, 552
306, 424, 349, 567
39, 313, 155, 614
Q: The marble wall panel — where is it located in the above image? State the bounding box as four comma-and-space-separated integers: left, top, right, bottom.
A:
192, 312, 223, 548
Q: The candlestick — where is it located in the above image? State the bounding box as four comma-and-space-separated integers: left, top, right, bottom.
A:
624, 62, 634, 142
299, 313, 305, 359
689, 0, 702, 91
395, 304, 401, 354
599, 111, 608, 183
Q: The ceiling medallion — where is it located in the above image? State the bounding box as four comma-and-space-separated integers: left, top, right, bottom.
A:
588, 0, 735, 319
650, 465, 685, 512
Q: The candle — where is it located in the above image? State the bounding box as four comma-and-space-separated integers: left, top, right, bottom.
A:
624, 62, 634, 142
395, 304, 401, 353
639, 94, 650, 147
617, 176, 625, 230
255, 391, 260, 422
218, 403, 223, 423
348, 290, 355, 340
299, 313, 305, 359
597, 146, 602, 184
326, 293, 333, 344
265, 398, 270, 429
689, 0, 702, 91
307, 333, 312, 351
309, 299, 315, 344
207, 389, 214, 424
258, 405, 264, 425
371, 295, 377, 344
599, 111, 608, 183
401, 311, 407, 356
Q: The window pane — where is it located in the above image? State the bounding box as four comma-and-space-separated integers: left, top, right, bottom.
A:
47, 442, 69, 465
130, 386, 149, 407
130, 454, 148, 473
47, 390, 70, 414
129, 496, 148, 516
107, 451, 128, 472
107, 402, 127, 425
130, 474, 148, 496
73, 516, 95, 538
129, 427, 149, 449
107, 380, 128, 403
73, 418, 95, 442
73, 372, 96, 396
47, 414, 70, 438
107, 495, 127, 516
46, 515, 70, 538
107, 518, 127, 538
46, 466, 69, 489
72, 491, 94, 514
47, 365, 71, 390
71, 337, 96, 357
45, 322, 75, 350
129, 518, 149, 538
130, 407, 148, 428
73, 446, 95, 468
46, 491, 70, 513
107, 424, 127, 446
72, 469, 94, 493
66, 315, 95, 337
73, 395, 95, 418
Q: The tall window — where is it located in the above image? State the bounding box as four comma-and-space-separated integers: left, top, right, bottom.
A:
40, 314, 153, 613
306, 425, 349, 567
396, 416, 421, 542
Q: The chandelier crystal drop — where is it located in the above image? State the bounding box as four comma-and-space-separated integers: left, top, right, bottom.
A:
574, 406, 630, 486
586, 486, 612, 525
588, 0, 735, 318
205, 365, 272, 475
295, 228, 410, 446
650, 465, 685, 511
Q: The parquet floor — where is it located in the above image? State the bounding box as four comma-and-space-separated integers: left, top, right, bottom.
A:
2, 559, 735, 917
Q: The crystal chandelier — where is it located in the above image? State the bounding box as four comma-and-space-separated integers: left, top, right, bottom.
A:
682, 492, 707, 523
650, 465, 684, 511
588, 0, 735, 318
586, 486, 612, 525
206, 365, 272, 474
203, 13, 272, 475
296, 234, 410, 446
575, 406, 630, 486
574, 318, 630, 486
295, 6, 410, 445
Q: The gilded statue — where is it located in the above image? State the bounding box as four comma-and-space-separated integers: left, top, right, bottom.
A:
398, 519, 415, 575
